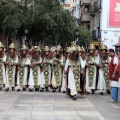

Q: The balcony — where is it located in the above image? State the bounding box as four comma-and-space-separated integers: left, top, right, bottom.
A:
81, 14, 90, 22
89, 5, 95, 17
94, 0, 101, 12
81, 0, 91, 6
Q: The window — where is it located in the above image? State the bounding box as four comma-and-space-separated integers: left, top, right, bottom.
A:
84, 5, 90, 13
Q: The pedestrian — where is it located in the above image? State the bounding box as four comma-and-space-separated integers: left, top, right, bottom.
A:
108, 48, 119, 103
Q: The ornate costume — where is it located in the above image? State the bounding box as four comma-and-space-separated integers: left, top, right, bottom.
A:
6, 43, 18, 91
16, 45, 30, 91
97, 44, 110, 95
0, 42, 7, 90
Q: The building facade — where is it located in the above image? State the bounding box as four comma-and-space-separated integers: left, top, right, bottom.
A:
80, 0, 120, 49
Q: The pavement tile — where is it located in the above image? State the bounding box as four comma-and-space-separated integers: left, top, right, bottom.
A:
77, 111, 105, 120
32, 106, 53, 111
55, 111, 77, 116
54, 106, 75, 111
31, 111, 54, 116
55, 115, 80, 120
30, 116, 54, 120
3, 115, 29, 120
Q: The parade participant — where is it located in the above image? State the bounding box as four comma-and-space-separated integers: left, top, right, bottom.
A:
98, 44, 111, 95
61, 47, 70, 93
108, 49, 120, 103
79, 46, 86, 94
16, 45, 30, 91
85, 44, 98, 94
51, 45, 64, 92
28, 46, 45, 92
0, 42, 7, 90
64, 46, 81, 100
6, 43, 18, 91
43, 46, 52, 91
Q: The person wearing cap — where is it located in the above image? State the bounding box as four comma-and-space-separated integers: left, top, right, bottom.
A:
42, 46, 52, 92
0, 42, 7, 90
108, 48, 120, 103
28, 46, 45, 92
51, 45, 64, 92
6, 43, 18, 91
97, 44, 111, 95
85, 44, 98, 94
16, 45, 30, 91
64, 46, 81, 100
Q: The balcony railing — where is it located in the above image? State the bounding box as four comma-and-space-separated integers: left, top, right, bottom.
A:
94, 0, 101, 12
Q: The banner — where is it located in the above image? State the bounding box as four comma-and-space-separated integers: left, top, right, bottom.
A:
109, 0, 120, 27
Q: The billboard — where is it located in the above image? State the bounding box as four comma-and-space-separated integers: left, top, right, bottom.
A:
109, 0, 120, 27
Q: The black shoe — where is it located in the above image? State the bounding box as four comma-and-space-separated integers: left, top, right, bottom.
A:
0, 87, 2, 90
86, 92, 89, 95
12, 87, 15, 91
23, 88, 26, 91
29, 88, 32, 92
46, 87, 49, 92
92, 90, 95, 94
58, 88, 61, 92
40, 88, 44, 92
73, 95, 77, 100
62, 91, 66, 93
5, 88, 9, 92
35, 88, 39, 91
17, 89, 20, 92
107, 90, 111, 94
100, 92, 104, 95
52, 89, 56, 92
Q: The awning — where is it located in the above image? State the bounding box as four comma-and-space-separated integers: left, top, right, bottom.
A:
90, 41, 99, 46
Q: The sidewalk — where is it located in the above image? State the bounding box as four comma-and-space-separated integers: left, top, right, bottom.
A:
0, 89, 119, 120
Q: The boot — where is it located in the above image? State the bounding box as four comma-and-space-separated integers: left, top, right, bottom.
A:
91, 89, 95, 94
23, 87, 26, 91
86, 91, 89, 95
58, 87, 61, 92
5, 88, 9, 92
62, 91, 66, 93
40, 88, 44, 92
100, 92, 104, 95
12, 87, 15, 91
107, 90, 111, 94
17, 89, 20, 92
0, 87, 2, 90
73, 95, 77, 100
52, 88, 56, 92
35, 88, 39, 91
46, 87, 49, 92
29, 88, 32, 92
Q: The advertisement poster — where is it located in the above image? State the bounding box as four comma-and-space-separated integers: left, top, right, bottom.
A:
109, 0, 120, 27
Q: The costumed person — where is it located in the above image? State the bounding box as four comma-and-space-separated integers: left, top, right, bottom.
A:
6, 43, 18, 91
79, 46, 86, 94
43, 46, 52, 91
61, 47, 70, 93
85, 44, 98, 94
28, 46, 45, 92
64, 46, 82, 100
51, 45, 64, 92
0, 42, 7, 90
97, 44, 111, 95
16, 45, 30, 91
109, 49, 119, 103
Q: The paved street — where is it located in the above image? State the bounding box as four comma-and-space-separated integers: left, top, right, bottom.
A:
0, 89, 120, 120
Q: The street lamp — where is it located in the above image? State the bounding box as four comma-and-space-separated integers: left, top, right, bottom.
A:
75, 28, 79, 45
24, 29, 28, 45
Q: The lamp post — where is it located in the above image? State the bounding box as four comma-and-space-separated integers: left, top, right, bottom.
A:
75, 28, 79, 45
24, 29, 28, 45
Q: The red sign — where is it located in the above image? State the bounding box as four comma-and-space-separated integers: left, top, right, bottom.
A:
109, 0, 120, 27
